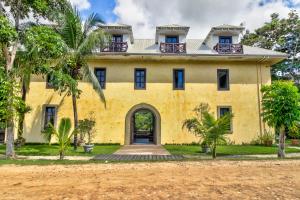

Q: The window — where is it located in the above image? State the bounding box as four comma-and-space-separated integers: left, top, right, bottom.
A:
46, 74, 53, 88
112, 35, 123, 43
165, 36, 179, 43
219, 36, 232, 44
95, 68, 106, 89
217, 106, 232, 132
173, 69, 185, 90
135, 68, 146, 89
44, 106, 56, 129
217, 69, 229, 90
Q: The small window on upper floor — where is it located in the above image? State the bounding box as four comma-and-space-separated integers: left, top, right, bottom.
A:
112, 35, 123, 43
46, 74, 54, 89
219, 36, 232, 44
43, 106, 57, 130
165, 36, 179, 43
217, 106, 232, 132
95, 68, 106, 89
217, 69, 229, 91
135, 68, 146, 89
173, 69, 185, 90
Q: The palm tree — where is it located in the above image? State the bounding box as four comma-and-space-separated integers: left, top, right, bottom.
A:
183, 103, 233, 159
44, 118, 74, 160
52, 5, 109, 150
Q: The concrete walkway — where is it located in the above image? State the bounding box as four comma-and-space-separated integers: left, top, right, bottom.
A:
114, 145, 171, 155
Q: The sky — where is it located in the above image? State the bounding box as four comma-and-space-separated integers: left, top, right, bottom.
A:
70, 0, 300, 39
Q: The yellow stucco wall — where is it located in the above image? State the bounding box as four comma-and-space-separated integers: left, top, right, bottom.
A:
24, 58, 271, 144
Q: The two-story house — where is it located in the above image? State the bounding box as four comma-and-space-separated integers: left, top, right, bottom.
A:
22, 24, 286, 145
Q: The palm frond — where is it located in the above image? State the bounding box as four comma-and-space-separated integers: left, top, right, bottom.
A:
82, 64, 106, 107
78, 29, 109, 56
59, 7, 82, 50
83, 13, 105, 38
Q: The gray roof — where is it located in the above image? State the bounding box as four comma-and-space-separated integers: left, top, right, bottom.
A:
122, 39, 286, 57
213, 24, 245, 29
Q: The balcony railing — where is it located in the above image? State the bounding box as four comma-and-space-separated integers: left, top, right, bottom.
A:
102, 42, 128, 52
160, 43, 186, 53
214, 43, 243, 54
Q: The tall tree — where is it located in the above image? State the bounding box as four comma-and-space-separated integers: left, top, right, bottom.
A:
242, 10, 300, 83
15, 25, 66, 142
0, 0, 67, 157
261, 81, 300, 158
51, 5, 109, 150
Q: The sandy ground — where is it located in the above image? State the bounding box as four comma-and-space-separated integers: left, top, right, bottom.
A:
0, 160, 300, 200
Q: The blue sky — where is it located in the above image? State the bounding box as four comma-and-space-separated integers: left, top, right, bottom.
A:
71, 0, 300, 38
80, 0, 117, 23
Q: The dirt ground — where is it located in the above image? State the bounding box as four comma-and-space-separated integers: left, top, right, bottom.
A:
0, 160, 300, 200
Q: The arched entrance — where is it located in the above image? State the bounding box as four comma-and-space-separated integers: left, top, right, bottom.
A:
125, 103, 161, 145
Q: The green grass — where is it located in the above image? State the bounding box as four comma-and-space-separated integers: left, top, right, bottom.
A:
164, 144, 300, 156
0, 144, 120, 156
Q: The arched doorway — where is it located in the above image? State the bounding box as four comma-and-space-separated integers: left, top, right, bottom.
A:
125, 103, 161, 145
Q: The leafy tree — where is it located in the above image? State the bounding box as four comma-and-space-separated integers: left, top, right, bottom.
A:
15, 25, 66, 141
43, 118, 74, 160
134, 111, 153, 131
261, 81, 300, 158
242, 11, 300, 83
50, 5, 109, 150
183, 103, 233, 159
0, 0, 68, 157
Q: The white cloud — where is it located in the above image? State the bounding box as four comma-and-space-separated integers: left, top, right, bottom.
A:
69, 0, 91, 11
113, 0, 300, 39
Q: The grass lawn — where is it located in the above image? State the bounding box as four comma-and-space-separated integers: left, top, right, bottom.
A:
0, 144, 121, 156
164, 144, 300, 156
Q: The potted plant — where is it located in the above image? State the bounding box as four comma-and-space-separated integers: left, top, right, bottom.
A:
259, 131, 274, 146
201, 140, 210, 153
289, 124, 300, 146
78, 113, 96, 153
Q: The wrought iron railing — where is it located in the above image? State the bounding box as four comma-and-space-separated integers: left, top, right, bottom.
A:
102, 42, 128, 52
160, 43, 186, 53
214, 43, 243, 54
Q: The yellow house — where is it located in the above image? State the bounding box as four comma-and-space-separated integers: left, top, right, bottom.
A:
22, 24, 286, 145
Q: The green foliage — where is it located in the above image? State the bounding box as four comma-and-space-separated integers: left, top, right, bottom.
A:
42, 118, 74, 160
288, 123, 300, 139
78, 113, 96, 144
0, 15, 17, 44
261, 81, 300, 129
250, 131, 274, 146
183, 103, 233, 158
51, 6, 109, 101
241, 11, 300, 82
23, 25, 66, 60
134, 111, 153, 131
0, 67, 25, 129
2, 0, 68, 22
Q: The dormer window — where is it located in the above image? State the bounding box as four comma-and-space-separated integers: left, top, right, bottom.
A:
165, 36, 179, 43
100, 24, 133, 52
219, 36, 232, 44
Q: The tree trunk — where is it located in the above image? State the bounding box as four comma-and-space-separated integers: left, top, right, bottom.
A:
6, 119, 15, 158
59, 151, 64, 160
212, 143, 217, 159
72, 94, 78, 150
278, 125, 286, 158
17, 81, 26, 140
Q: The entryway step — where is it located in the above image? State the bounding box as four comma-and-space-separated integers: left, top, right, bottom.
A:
93, 154, 184, 161
114, 145, 171, 155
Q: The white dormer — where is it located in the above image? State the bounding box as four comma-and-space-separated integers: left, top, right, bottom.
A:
204, 25, 245, 54
100, 23, 134, 52
155, 24, 189, 53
